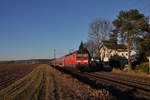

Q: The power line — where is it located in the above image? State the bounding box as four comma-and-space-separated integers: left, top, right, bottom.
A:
125, 0, 150, 17
126, 0, 150, 12
140, 3, 150, 11
128, 0, 141, 7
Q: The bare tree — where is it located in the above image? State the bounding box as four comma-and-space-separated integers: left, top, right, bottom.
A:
88, 18, 112, 60
84, 40, 96, 57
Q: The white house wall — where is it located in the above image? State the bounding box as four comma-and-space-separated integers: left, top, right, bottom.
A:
100, 46, 128, 62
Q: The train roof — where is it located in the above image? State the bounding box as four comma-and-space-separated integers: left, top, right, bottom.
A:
53, 49, 90, 60
65, 49, 90, 57
64, 50, 78, 56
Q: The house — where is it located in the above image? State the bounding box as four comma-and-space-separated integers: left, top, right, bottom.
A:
100, 43, 128, 62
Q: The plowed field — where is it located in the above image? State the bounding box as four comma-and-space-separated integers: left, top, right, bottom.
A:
0, 64, 38, 90
0, 64, 114, 100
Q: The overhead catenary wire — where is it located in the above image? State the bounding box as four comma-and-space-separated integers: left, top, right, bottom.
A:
140, 3, 150, 11
126, 0, 150, 12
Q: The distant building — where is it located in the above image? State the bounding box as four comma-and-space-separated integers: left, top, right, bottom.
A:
100, 43, 128, 62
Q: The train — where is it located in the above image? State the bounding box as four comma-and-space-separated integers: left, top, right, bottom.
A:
50, 49, 112, 71
50, 49, 90, 71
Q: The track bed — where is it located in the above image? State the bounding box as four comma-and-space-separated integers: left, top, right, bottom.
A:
46, 65, 114, 100
55, 66, 150, 100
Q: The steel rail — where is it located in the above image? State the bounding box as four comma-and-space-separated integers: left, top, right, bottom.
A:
85, 73, 150, 92
95, 73, 150, 87
54, 66, 150, 100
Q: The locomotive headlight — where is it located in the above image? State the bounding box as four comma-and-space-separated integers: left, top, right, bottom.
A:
83, 60, 88, 62
77, 60, 81, 62
77, 60, 88, 63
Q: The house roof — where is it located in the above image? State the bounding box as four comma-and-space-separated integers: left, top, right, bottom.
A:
117, 44, 127, 49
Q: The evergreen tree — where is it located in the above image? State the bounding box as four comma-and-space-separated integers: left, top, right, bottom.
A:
79, 41, 84, 51
112, 9, 149, 70
136, 33, 150, 62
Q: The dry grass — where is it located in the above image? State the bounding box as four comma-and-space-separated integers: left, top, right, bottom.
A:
112, 68, 150, 77
46, 66, 115, 100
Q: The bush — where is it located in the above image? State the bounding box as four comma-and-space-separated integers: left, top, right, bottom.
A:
136, 63, 149, 73
109, 55, 127, 69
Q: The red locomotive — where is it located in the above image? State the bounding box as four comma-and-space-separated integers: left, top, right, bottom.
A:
50, 49, 90, 70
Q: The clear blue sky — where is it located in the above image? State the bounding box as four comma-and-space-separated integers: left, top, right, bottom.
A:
0, 0, 150, 60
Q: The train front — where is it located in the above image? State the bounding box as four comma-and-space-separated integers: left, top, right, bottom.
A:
76, 52, 90, 71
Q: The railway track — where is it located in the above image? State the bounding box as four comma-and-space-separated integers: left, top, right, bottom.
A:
94, 72, 150, 88
85, 72, 150, 99
54, 66, 150, 100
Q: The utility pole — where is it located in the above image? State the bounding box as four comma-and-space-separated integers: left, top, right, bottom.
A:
69, 49, 74, 53
54, 49, 56, 66
49, 52, 51, 59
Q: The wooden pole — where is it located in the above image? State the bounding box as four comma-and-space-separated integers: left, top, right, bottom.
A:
147, 57, 150, 74
54, 49, 56, 66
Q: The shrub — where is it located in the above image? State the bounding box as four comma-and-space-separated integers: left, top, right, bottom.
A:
109, 54, 127, 69
136, 63, 149, 73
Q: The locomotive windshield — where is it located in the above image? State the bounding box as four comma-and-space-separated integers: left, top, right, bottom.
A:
77, 53, 89, 58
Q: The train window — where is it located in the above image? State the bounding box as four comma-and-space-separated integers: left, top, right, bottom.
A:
83, 54, 88, 57
77, 54, 82, 57
77, 53, 89, 58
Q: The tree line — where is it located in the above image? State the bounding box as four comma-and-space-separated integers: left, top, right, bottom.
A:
83, 9, 150, 70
